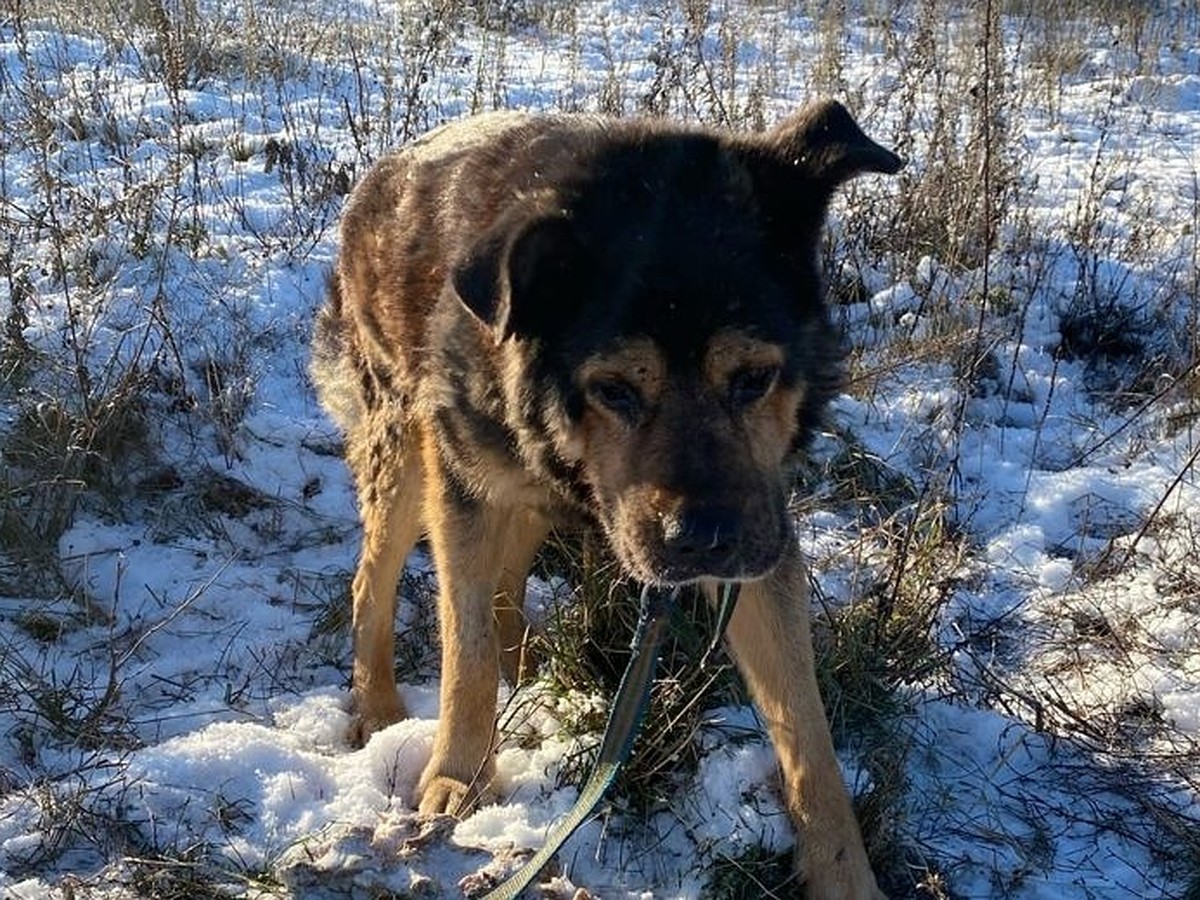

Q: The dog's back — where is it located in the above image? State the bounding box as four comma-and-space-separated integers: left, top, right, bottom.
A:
313, 111, 536, 431
312, 111, 605, 434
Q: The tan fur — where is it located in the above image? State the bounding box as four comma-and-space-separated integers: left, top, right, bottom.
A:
344, 414, 424, 742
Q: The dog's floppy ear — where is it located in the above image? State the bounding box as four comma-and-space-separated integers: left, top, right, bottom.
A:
735, 100, 903, 247
452, 213, 581, 341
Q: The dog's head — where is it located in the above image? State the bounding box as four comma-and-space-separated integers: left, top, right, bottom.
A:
453, 101, 902, 585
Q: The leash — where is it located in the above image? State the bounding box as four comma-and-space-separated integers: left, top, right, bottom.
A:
483, 581, 741, 900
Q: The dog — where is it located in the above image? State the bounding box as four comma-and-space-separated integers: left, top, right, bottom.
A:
310, 101, 901, 899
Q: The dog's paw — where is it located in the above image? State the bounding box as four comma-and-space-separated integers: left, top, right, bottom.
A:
416, 773, 495, 818
346, 691, 407, 748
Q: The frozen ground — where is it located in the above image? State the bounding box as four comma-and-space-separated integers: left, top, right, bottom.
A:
1, 2, 1198, 898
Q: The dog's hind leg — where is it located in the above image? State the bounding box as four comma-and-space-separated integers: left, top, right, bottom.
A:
493, 510, 550, 687
718, 547, 885, 900
345, 414, 425, 746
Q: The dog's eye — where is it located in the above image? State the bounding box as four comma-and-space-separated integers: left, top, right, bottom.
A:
587, 377, 643, 421
728, 366, 779, 408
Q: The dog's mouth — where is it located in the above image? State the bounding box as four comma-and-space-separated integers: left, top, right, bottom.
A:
636, 562, 772, 588
632, 554, 781, 588
608, 510, 789, 587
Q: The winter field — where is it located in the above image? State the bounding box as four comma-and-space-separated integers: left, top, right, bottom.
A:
2, 1, 1199, 897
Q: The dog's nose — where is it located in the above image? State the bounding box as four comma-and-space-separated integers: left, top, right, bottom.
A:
660, 506, 740, 575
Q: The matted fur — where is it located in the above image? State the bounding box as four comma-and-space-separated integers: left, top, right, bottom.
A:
311, 101, 902, 899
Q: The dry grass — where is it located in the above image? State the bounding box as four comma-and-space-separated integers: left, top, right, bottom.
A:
515, 530, 743, 812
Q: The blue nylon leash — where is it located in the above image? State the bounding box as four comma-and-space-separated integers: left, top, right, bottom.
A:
482, 581, 740, 899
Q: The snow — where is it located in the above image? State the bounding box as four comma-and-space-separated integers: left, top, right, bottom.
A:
2, 1, 1199, 898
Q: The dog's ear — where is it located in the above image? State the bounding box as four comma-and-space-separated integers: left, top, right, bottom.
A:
763, 99, 903, 187
453, 214, 581, 341
735, 100, 902, 247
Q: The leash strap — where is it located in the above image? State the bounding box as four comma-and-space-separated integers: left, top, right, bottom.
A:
483, 584, 672, 900
482, 581, 740, 899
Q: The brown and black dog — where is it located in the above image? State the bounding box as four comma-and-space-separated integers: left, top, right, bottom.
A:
311, 101, 901, 899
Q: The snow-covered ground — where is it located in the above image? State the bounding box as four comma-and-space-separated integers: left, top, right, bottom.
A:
1, 2, 1198, 897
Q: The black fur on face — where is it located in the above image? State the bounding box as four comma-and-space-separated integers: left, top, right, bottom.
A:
445, 106, 900, 583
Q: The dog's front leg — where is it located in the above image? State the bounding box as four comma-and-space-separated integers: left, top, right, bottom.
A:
720, 548, 885, 900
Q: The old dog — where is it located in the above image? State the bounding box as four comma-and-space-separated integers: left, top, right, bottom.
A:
311, 101, 901, 898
